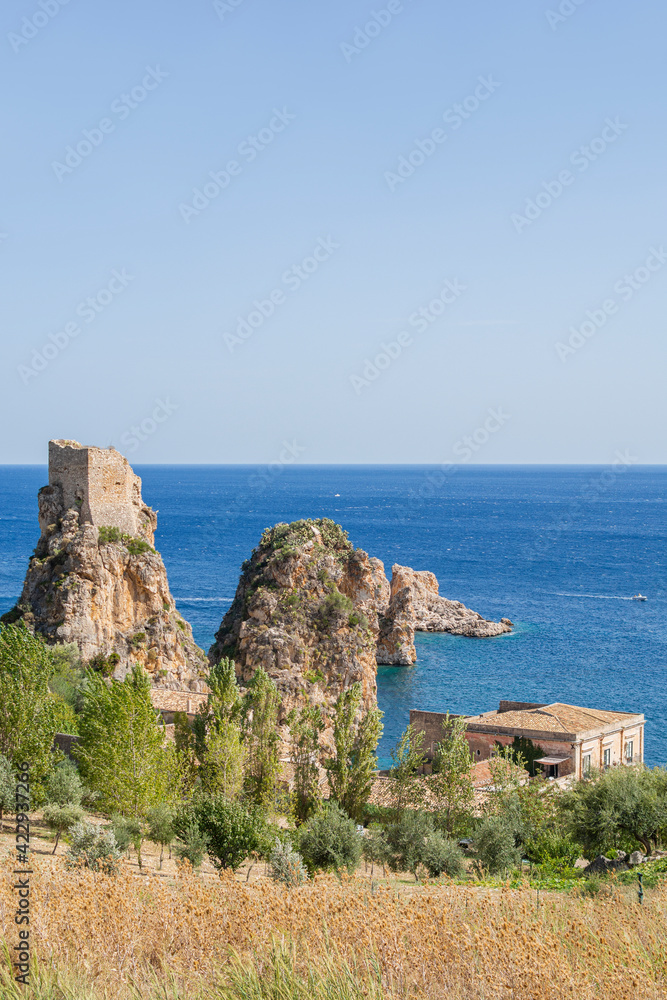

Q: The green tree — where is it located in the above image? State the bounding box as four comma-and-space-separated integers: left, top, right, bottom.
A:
0, 754, 15, 832
44, 759, 84, 806
288, 704, 324, 824
473, 815, 522, 876
147, 802, 176, 868
77, 664, 179, 819
0, 623, 59, 787
189, 795, 271, 872
508, 735, 545, 777
325, 683, 383, 822
297, 801, 362, 875
388, 723, 426, 820
562, 764, 667, 857
173, 711, 199, 794
42, 802, 85, 854
203, 722, 246, 800
485, 744, 527, 815
431, 713, 474, 834
241, 667, 280, 811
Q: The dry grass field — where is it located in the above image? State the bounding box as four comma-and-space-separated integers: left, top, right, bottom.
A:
1, 842, 667, 1000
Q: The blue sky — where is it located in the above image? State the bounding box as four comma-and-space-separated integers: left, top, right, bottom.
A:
1, 0, 665, 464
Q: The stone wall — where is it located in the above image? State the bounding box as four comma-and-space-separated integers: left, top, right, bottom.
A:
48, 439, 144, 538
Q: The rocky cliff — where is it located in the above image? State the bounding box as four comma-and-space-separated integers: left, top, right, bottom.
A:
209, 518, 514, 712
209, 519, 385, 721
4, 440, 207, 691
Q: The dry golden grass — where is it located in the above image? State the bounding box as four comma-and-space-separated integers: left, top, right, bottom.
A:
1, 854, 666, 999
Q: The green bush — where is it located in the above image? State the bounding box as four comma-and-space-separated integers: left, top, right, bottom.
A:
473, 816, 521, 876
173, 816, 208, 869
44, 760, 84, 807
188, 796, 270, 872
524, 828, 579, 871
318, 590, 354, 624
109, 814, 142, 853
98, 526, 154, 556
269, 838, 308, 886
298, 802, 362, 875
421, 832, 466, 878
384, 811, 434, 875
42, 803, 84, 854
65, 820, 122, 874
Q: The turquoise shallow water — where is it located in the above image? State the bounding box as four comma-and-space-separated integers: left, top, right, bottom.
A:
1, 465, 665, 766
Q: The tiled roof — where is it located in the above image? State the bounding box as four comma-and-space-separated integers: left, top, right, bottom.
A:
466, 702, 640, 735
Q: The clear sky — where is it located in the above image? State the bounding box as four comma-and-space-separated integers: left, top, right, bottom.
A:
1, 0, 665, 464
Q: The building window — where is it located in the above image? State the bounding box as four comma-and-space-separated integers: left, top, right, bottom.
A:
582, 754, 591, 778
603, 748, 611, 769
625, 740, 634, 762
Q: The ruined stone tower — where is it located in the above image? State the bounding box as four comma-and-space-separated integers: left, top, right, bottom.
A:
6, 440, 207, 692
44, 440, 154, 541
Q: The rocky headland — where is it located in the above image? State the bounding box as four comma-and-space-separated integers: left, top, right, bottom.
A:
3, 440, 207, 691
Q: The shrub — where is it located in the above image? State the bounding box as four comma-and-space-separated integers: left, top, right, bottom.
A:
109, 814, 142, 853
473, 816, 521, 876
269, 838, 308, 886
189, 796, 270, 872
524, 828, 579, 871
421, 832, 466, 878
318, 590, 354, 624
65, 820, 122, 874
384, 811, 434, 875
298, 802, 362, 875
44, 759, 84, 807
173, 816, 208, 869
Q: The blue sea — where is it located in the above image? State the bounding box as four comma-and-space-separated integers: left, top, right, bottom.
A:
1, 465, 666, 766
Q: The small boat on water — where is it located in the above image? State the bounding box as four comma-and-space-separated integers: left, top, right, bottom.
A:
632, 594, 648, 601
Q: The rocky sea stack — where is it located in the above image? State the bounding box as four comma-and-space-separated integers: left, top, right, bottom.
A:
3, 440, 207, 691
209, 517, 513, 718
209, 519, 385, 720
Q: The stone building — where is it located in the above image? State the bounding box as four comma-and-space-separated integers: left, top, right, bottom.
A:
410, 701, 645, 780
46, 439, 151, 539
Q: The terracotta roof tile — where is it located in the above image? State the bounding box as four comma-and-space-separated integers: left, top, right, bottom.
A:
466, 702, 640, 735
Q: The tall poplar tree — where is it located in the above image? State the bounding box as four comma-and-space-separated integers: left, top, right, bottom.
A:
241, 667, 280, 810
325, 683, 383, 823
77, 664, 178, 818
0, 623, 59, 787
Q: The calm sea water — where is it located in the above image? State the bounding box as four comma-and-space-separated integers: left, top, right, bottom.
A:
1, 465, 666, 766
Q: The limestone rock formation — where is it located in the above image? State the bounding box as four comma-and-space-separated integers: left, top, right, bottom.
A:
209, 519, 383, 723
5, 440, 207, 691
377, 588, 417, 665
388, 565, 512, 639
